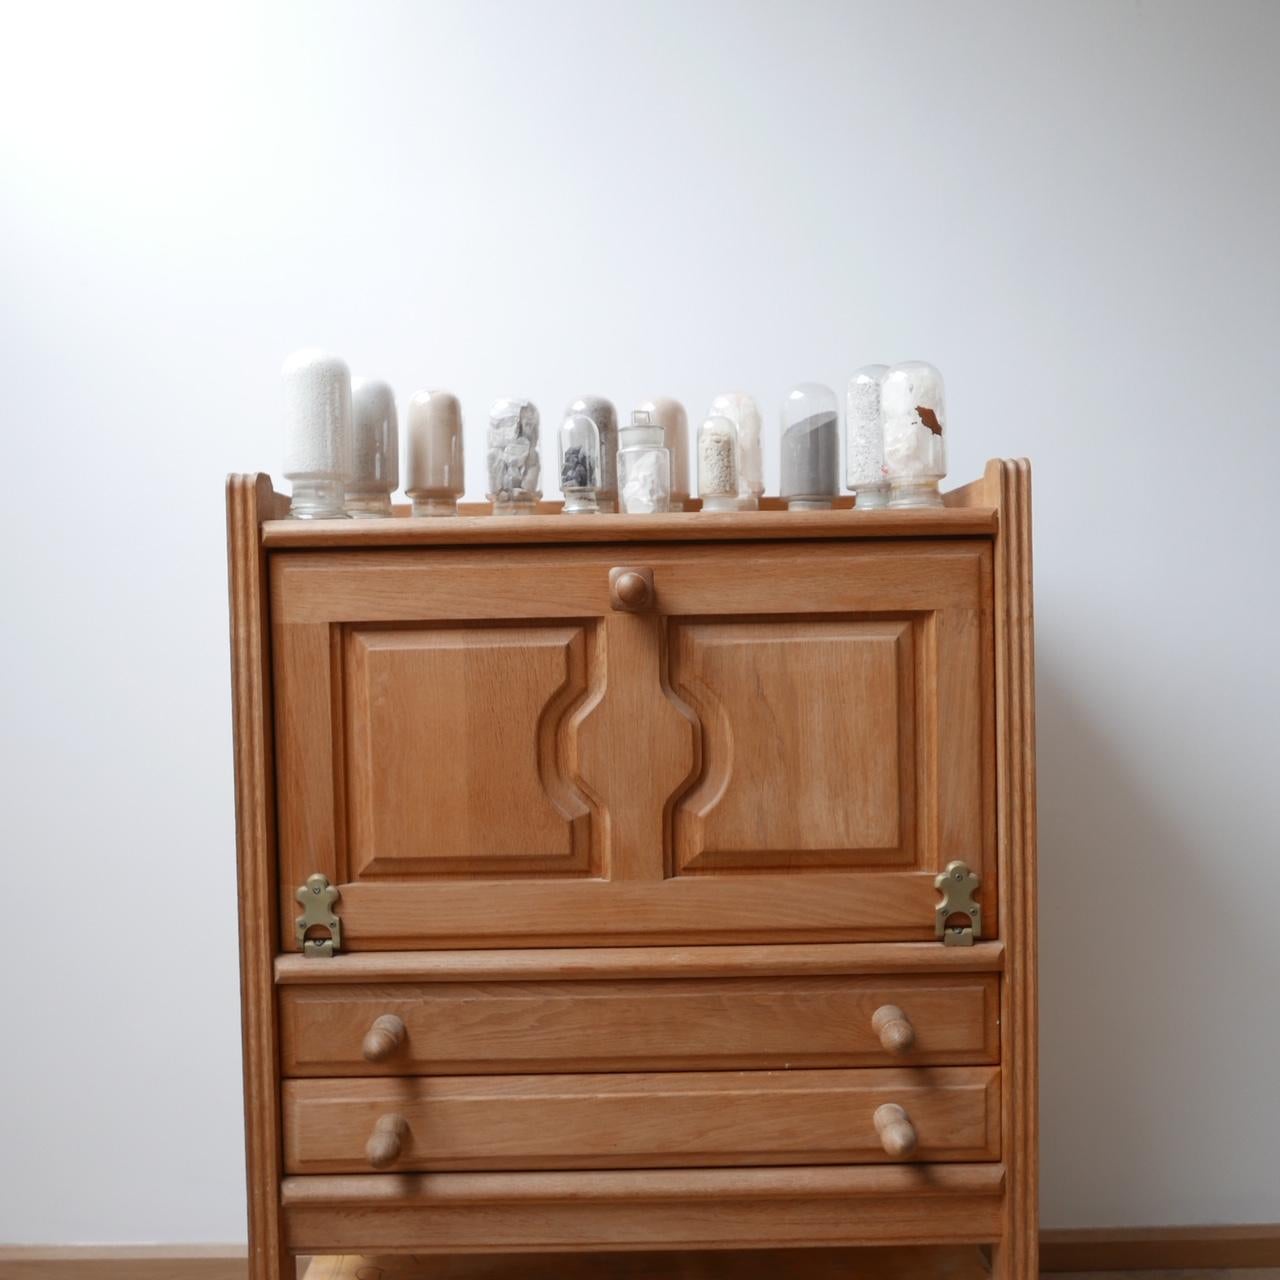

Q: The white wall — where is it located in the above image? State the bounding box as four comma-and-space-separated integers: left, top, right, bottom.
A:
2, 0, 1277, 1244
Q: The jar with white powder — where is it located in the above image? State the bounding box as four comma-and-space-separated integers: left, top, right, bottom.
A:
345, 377, 398, 518
881, 361, 947, 507
282, 348, 352, 519
487, 397, 542, 514
566, 397, 617, 512
845, 364, 889, 509
780, 382, 839, 510
710, 392, 764, 509
697, 415, 741, 512
635, 397, 690, 509
617, 410, 671, 514
559, 412, 601, 515
405, 389, 464, 516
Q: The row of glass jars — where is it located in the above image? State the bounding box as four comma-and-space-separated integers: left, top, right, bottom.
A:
281, 350, 947, 518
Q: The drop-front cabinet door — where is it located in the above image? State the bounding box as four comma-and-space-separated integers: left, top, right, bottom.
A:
270, 539, 994, 950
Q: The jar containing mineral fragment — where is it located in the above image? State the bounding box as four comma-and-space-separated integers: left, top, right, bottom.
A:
617, 411, 671, 514
345, 377, 398, 517
779, 382, 839, 510
635, 397, 689, 509
846, 364, 889, 509
697, 414, 741, 512
710, 392, 763, 508
282, 348, 352, 519
567, 397, 617, 511
405, 389, 464, 516
881, 361, 946, 507
559, 412, 601, 515
487, 397, 541, 514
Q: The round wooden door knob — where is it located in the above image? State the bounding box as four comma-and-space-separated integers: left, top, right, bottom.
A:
874, 1103, 918, 1158
871, 1004, 916, 1054
609, 567, 655, 611
366, 1113, 409, 1169
362, 1013, 407, 1063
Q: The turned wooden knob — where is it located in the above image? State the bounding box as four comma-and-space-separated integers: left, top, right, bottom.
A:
366, 1114, 409, 1169
874, 1103, 918, 1158
871, 1004, 915, 1054
609, 567, 655, 612
362, 1014, 407, 1064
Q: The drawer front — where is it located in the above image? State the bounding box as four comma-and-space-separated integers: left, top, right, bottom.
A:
282, 1066, 1000, 1173
280, 973, 999, 1076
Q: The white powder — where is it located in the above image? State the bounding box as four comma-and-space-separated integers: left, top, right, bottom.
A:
282, 349, 352, 479
620, 449, 671, 513
846, 365, 888, 490
349, 377, 398, 494
710, 392, 763, 499
698, 417, 739, 498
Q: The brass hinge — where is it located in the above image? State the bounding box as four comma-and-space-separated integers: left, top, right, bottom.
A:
295, 873, 341, 957
935, 861, 981, 947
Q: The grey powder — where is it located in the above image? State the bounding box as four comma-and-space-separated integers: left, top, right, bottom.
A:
780, 411, 839, 499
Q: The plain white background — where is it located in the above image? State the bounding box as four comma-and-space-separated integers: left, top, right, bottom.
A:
1, 0, 1277, 1245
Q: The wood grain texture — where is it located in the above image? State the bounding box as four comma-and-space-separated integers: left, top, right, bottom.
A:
1039, 1223, 1280, 1271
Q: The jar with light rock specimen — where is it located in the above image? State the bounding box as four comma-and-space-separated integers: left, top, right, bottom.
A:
617, 410, 672, 514
345, 377, 398, 517
698, 414, 741, 512
634, 397, 689, 509
487, 397, 542, 515
282, 348, 352, 519
846, 364, 889, 509
882, 361, 946, 507
559, 411, 601, 514
710, 392, 764, 509
405, 389, 464, 516
779, 382, 839, 510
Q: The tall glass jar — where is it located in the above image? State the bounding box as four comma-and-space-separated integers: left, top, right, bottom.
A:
567, 396, 617, 512
487, 397, 541, 515
282, 348, 352, 519
405, 389, 464, 516
845, 364, 889, 509
559, 412, 601, 514
635, 397, 689, 509
617, 410, 671, 514
881, 361, 946, 507
346, 377, 398, 517
710, 392, 763, 508
779, 382, 839, 510
697, 414, 740, 512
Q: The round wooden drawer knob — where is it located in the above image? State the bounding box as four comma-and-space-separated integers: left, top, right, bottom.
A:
362, 1014, 407, 1064
874, 1103, 918, 1158
609, 567, 655, 612
871, 1004, 915, 1054
366, 1113, 409, 1169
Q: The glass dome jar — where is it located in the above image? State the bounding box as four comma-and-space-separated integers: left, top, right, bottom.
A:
617, 410, 671, 514
559, 412, 601, 515
881, 361, 946, 507
567, 396, 617, 512
405, 389, 464, 516
487, 397, 541, 515
346, 377, 399, 518
282, 348, 352, 519
845, 364, 889, 509
780, 382, 839, 510
635, 397, 689, 509
710, 392, 763, 508
697, 414, 740, 512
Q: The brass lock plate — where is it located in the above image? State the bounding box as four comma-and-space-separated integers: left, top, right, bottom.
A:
295, 873, 341, 957
935, 860, 981, 946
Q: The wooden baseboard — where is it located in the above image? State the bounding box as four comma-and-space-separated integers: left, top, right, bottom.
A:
0, 1245, 251, 1280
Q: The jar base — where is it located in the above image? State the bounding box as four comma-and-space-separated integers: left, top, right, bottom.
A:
888, 480, 943, 509
562, 492, 600, 515
345, 494, 394, 519
852, 486, 890, 510
289, 478, 348, 520
491, 498, 537, 517
786, 498, 835, 511
410, 497, 460, 518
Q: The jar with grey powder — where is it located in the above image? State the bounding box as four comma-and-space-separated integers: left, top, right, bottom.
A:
780, 382, 840, 510
487, 397, 542, 514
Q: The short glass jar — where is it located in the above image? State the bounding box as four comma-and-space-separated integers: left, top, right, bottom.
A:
635, 397, 689, 509
697, 414, 741, 512
710, 392, 763, 509
780, 382, 839, 510
881, 361, 946, 507
346, 377, 398, 518
845, 364, 889, 509
617, 411, 672, 514
567, 396, 617, 512
559, 412, 601, 514
282, 348, 352, 519
406, 389, 464, 516
487, 397, 542, 515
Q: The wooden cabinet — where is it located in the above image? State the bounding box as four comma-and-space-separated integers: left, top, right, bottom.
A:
227, 463, 1037, 1279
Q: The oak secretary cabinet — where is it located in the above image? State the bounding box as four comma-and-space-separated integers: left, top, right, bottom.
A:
226, 459, 1037, 1278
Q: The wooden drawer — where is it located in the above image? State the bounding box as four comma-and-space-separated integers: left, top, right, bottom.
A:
280, 973, 999, 1076
282, 1066, 1000, 1173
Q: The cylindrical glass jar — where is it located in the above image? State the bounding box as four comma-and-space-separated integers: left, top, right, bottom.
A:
346, 377, 398, 517
881, 361, 946, 507
567, 396, 617, 512
710, 392, 763, 508
698, 415, 741, 512
282, 348, 352, 519
846, 364, 889, 509
617, 411, 672, 514
559, 412, 601, 515
780, 382, 839, 510
487, 397, 542, 515
635, 397, 689, 509
405, 389, 464, 516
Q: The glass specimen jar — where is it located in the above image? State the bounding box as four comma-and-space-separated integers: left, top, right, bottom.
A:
567, 396, 617, 511
779, 382, 839, 510
617, 410, 672, 514
846, 364, 889, 509
697, 414, 741, 512
635, 397, 689, 509
559, 412, 601, 514
710, 392, 763, 508
405, 389, 464, 516
881, 361, 947, 507
345, 377, 398, 517
282, 348, 352, 519
487, 397, 542, 515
